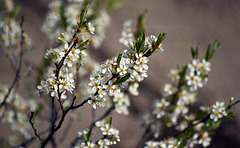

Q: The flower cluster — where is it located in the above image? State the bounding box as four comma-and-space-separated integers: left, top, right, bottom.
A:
186, 59, 211, 91
141, 42, 235, 148
1, 1, 239, 147
0, 85, 37, 144
210, 101, 227, 122
37, 38, 87, 100
87, 30, 165, 116
142, 49, 213, 131
86, 16, 166, 116
42, 0, 119, 48
145, 137, 179, 148
74, 118, 120, 148
0, 0, 32, 61
119, 20, 134, 46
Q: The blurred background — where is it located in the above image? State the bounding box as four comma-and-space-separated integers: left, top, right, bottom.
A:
1, 0, 240, 147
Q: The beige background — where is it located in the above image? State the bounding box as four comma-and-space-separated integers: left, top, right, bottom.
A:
1, 0, 240, 147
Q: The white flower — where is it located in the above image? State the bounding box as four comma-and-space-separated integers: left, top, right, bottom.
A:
159, 137, 178, 148
88, 75, 102, 92
119, 31, 134, 46
116, 59, 129, 76
81, 141, 95, 148
144, 140, 160, 148
101, 59, 117, 76
169, 69, 180, 82
178, 90, 196, 105
135, 53, 149, 72
128, 83, 139, 96
188, 133, 199, 148
105, 80, 120, 96
201, 59, 211, 72
185, 72, 203, 91
153, 99, 169, 119
198, 132, 211, 147
210, 101, 227, 122
175, 121, 188, 131
174, 100, 189, 116
163, 84, 174, 96
119, 20, 134, 47
113, 92, 130, 115
148, 35, 164, 53
88, 95, 106, 109
132, 69, 148, 82
87, 22, 95, 34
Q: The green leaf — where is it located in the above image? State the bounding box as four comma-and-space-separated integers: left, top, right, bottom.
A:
87, 128, 92, 141
59, 5, 67, 30
107, 117, 113, 127
113, 73, 130, 85
179, 129, 194, 148
156, 33, 167, 45
117, 51, 122, 64
209, 120, 221, 130
138, 33, 146, 53
226, 113, 235, 119
152, 33, 167, 52
35, 104, 44, 115
107, 0, 122, 11
135, 9, 148, 39
209, 41, 220, 58
191, 47, 195, 59
78, 39, 89, 49
177, 133, 183, 142
205, 41, 220, 60
10, 5, 21, 18
191, 45, 199, 59
205, 44, 211, 61
195, 45, 199, 58
226, 109, 235, 119
80, 5, 89, 26
178, 65, 187, 83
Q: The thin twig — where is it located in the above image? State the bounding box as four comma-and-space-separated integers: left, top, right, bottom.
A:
29, 112, 42, 142
12, 129, 50, 148
0, 16, 25, 109
41, 96, 77, 147
136, 125, 150, 148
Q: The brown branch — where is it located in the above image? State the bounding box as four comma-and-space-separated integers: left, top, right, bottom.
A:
11, 128, 50, 148
227, 99, 240, 110
0, 16, 25, 109
29, 112, 42, 142
41, 96, 77, 147
136, 125, 150, 148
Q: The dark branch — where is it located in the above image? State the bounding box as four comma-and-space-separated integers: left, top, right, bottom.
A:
29, 112, 42, 142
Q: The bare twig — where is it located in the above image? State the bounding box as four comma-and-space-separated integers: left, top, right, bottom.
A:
0, 16, 25, 109
29, 112, 42, 142
12, 128, 50, 148
136, 125, 150, 148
